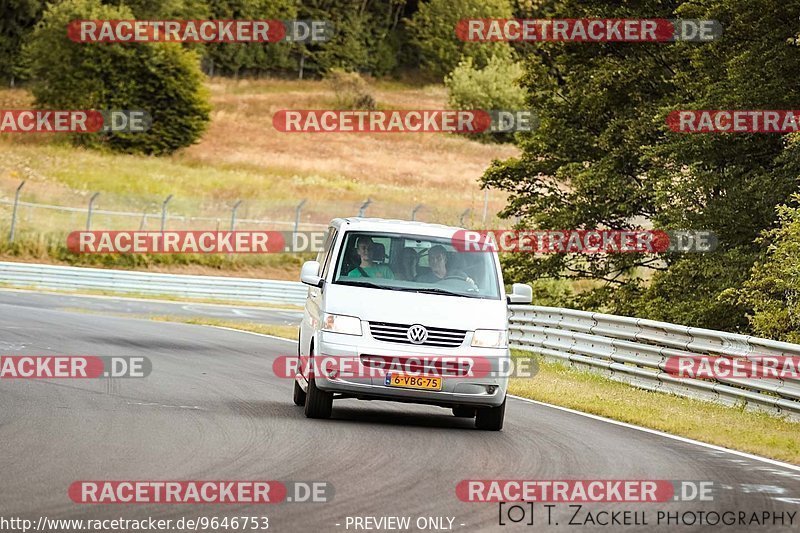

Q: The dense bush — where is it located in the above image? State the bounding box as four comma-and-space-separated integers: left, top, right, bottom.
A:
739, 196, 800, 342
22, 0, 210, 155
445, 53, 526, 141
326, 68, 376, 110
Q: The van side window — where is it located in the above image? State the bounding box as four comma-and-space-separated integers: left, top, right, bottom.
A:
320, 228, 338, 278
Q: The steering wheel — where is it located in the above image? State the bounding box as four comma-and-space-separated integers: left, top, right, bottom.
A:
442, 274, 479, 292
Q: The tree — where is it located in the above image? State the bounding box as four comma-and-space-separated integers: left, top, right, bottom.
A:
201, 0, 296, 77
406, 0, 513, 80
481, 0, 800, 331
294, 0, 409, 78
739, 188, 800, 343
0, 0, 45, 85
23, 0, 210, 155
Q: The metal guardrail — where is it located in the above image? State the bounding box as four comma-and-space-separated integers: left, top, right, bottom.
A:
509, 305, 800, 420
0, 261, 307, 306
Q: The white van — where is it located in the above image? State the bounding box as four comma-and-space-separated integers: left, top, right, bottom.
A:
294, 218, 532, 430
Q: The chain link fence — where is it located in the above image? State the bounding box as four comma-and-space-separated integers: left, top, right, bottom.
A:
0, 180, 503, 242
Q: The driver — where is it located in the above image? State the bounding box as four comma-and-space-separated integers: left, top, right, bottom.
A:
416, 245, 474, 286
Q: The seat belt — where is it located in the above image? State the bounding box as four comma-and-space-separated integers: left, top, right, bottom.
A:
357, 267, 370, 277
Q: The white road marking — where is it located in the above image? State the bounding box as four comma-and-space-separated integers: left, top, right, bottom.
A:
509, 395, 800, 473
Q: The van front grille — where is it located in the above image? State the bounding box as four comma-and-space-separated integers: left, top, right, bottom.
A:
368, 321, 466, 348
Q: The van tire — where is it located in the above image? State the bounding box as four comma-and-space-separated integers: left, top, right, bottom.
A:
304, 352, 333, 419
304, 376, 333, 418
292, 380, 306, 406
475, 398, 505, 431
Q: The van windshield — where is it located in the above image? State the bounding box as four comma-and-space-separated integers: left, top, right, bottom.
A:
332, 231, 501, 299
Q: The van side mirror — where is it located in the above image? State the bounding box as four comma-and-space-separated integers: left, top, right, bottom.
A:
300, 260, 323, 288
507, 283, 533, 304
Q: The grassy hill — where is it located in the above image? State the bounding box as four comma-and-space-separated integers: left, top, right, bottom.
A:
0, 78, 518, 279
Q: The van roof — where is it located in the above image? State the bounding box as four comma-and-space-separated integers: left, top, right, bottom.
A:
329, 217, 465, 238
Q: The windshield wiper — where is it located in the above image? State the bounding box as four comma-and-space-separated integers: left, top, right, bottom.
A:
412, 287, 482, 298
336, 280, 405, 291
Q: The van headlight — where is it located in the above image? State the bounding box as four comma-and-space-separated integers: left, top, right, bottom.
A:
471, 329, 507, 348
322, 313, 362, 336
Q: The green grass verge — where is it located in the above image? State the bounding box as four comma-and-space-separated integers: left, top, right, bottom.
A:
148, 316, 299, 340
510, 351, 800, 465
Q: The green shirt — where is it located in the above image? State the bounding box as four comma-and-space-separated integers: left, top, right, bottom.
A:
348, 264, 395, 279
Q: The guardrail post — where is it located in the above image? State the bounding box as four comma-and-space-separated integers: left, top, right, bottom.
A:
358, 198, 372, 217
459, 208, 471, 227
160, 194, 173, 232
9, 180, 26, 242
294, 199, 307, 233
411, 204, 423, 221
86, 192, 100, 231
230, 200, 242, 231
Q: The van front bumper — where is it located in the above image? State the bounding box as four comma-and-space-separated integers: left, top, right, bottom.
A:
307, 331, 509, 408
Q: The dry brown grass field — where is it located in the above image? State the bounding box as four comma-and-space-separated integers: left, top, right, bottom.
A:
0, 78, 518, 230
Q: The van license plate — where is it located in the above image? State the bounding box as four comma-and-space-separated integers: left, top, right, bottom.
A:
385, 373, 442, 391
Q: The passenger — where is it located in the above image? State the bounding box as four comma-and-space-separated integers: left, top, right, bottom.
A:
347, 236, 394, 279
394, 247, 418, 281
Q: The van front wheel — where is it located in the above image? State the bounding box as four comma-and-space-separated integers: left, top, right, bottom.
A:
304, 352, 333, 419
304, 376, 333, 418
475, 398, 506, 431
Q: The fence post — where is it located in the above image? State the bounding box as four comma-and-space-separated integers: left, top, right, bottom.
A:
482, 189, 489, 224
230, 200, 242, 231
459, 208, 471, 227
86, 192, 100, 231
160, 194, 173, 232
9, 180, 26, 242
411, 204, 423, 221
358, 198, 372, 217
294, 199, 307, 234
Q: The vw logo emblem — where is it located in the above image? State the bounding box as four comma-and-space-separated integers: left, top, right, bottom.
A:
407, 324, 428, 344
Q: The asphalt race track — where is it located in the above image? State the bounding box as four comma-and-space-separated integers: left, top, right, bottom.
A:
1, 289, 799, 532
